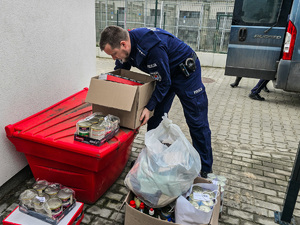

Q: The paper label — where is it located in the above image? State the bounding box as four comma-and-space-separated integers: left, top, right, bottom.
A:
36, 196, 46, 202
193, 193, 211, 201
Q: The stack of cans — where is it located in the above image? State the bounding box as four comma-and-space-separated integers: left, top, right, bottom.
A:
76, 113, 120, 141
188, 185, 218, 213
19, 180, 75, 219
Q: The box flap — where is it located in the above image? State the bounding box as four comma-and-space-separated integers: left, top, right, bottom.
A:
111, 69, 154, 83
86, 77, 138, 112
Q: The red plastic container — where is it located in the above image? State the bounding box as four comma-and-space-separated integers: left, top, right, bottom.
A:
5, 88, 137, 203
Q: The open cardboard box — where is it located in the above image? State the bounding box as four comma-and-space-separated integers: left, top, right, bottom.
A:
124, 177, 220, 225
86, 69, 155, 129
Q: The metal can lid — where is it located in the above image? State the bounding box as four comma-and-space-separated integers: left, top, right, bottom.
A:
45, 187, 59, 195
87, 118, 100, 124
202, 200, 214, 207
33, 183, 47, 191
199, 205, 211, 212
207, 173, 217, 179
91, 123, 105, 129
192, 186, 203, 193
34, 180, 49, 186
190, 201, 199, 209
19, 189, 38, 200
57, 188, 73, 199
217, 175, 227, 183
47, 198, 62, 209
77, 121, 92, 127
218, 181, 226, 187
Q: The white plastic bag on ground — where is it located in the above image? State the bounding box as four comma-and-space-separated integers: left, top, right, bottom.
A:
124, 114, 201, 208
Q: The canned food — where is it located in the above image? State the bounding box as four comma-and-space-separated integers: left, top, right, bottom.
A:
33, 183, 47, 195
94, 114, 105, 122
192, 185, 203, 193
190, 200, 199, 209
57, 188, 73, 208
87, 118, 99, 124
32, 193, 50, 214
201, 200, 215, 209
48, 183, 62, 189
19, 189, 38, 209
217, 175, 227, 183
90, 123, 106, 140
34, 180, 49, 186
77, 121, 92, 137
102, 118, 112, 133
109, 115, 120, 130
46, 198, 63, 218
207, 173, 217, 180
205, 191, 216, 200
44, 186, 59, 198
199, 205, 211, 212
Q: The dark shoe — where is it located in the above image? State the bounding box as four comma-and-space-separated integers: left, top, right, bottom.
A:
249, 93, 265, 101
230, 83, 238, 88
263, 86, 270, 93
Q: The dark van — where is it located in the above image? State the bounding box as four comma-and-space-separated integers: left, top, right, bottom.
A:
225, 0, 300, 92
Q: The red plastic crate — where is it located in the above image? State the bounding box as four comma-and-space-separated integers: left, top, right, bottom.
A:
5, 88, 137, 203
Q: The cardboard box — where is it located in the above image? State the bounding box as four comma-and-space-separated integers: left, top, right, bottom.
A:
124, 177, 220, 225
18, 202, 76, 225
86, 69, 155, 129
3, 202, 84, 225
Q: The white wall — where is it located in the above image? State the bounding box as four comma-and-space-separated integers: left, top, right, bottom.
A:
0, 0, 96, 186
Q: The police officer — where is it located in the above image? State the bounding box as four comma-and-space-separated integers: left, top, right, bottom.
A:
249, 79, 270, 101
100, 26, 213, 177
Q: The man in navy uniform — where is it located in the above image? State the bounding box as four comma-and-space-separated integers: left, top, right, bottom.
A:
249, 79, 270, 101
100, 26, 212, 178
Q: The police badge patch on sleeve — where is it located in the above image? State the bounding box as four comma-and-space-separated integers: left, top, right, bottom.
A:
150, 71, 162, 81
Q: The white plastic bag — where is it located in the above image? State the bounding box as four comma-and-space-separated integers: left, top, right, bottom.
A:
175, 182, 219, 225
124, 114, 201, 208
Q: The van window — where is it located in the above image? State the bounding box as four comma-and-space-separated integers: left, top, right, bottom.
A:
242, 0, 282, 23
232, 0, 290, 26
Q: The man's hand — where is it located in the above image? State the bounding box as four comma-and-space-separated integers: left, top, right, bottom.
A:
139, 108, 150, 126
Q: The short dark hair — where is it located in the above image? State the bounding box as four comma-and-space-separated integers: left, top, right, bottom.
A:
99, 26, 129, 50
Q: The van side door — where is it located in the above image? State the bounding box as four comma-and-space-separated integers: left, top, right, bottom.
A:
225, 0, 292, 80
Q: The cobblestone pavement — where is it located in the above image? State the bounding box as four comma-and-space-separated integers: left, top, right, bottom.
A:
1, 57, 300, 225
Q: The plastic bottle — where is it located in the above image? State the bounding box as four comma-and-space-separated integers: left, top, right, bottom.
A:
129, 200, 136, 208
148, 208, 155, 217
139, 202, 145, 213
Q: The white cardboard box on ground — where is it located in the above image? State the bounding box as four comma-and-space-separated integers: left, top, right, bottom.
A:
3, 202, 84, 225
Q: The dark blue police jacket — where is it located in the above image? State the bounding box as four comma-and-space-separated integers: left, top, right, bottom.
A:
114, 27, 202, 111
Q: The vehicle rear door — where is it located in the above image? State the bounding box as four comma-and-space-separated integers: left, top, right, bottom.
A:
225, 0, 292, 80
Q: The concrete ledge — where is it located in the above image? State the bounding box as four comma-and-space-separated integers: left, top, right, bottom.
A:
96, 47, 227, 68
